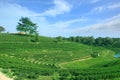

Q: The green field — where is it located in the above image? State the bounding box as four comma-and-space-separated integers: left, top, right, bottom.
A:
61, 50, 115, 69
0, 33, 120, 80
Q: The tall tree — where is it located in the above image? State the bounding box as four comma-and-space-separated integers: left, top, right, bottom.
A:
0, 26, 5, 33
16, 17, 38, 35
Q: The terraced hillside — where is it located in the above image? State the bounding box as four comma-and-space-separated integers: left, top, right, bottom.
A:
0, 33, 120, 80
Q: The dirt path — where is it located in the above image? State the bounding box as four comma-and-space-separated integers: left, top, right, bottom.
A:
0, 72, 13, 80
58, 55, 92, 68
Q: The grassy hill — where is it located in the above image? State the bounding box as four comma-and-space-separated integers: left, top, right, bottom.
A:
61, 50, 115, 68
0, 33, 120, 80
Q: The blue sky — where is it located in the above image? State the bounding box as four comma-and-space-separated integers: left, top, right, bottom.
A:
0, 0, 120, 37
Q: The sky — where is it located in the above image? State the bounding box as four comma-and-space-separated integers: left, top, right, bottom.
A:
0, 0, 120, 37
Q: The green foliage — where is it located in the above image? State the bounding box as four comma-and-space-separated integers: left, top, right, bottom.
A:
112, 41, 120, 48
62, 49, 115, 69
0, 26, 5, 32
56, 36, 63, 42
91, 52, 99, 58
16, 17, 38, 35
0, 34, 120, 80
65, 36, 120, 48
58, 66, 120, 80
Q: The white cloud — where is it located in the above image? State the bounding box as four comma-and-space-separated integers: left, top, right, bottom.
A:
108, 3, 120, 9
92, 6, 104, 12
38, 0, 72, 17
0, 2, 37, 17
37, 18, 87, 37
0, 2, 47, 33
0, 0, 120, 37
72, 14, 120, 37
0, 0, 72, 36
25, 0, 72, 17
49, 18, 86, 29
91, 3, 120, 13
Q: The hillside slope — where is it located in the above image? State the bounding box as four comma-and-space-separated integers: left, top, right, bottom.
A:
0, 33, 120, 80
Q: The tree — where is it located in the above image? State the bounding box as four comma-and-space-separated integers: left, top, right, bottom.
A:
69, 36, 76, 42
16, 17, 38, 35
0, 26, 5, 33
76, 36, 81, 42
56, 36, 63, 41
95, 37, 103, 46
84, 36, 95, 45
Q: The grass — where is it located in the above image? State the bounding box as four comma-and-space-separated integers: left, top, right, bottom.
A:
61, 49, 116, 69
0, 33, 120, 80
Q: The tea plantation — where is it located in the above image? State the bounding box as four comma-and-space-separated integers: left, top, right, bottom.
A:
0, 33, 120, 80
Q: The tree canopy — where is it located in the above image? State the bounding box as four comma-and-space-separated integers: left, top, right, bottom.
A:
60, 36, 120, 48
16, 17, 38, 35
0, 26, 5, 33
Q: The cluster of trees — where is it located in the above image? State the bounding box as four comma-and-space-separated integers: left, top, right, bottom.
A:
57, 36, 120, 48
